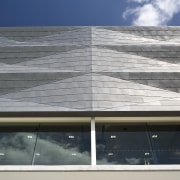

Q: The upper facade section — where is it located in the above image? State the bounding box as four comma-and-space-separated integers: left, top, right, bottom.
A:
0, 26, 180, 113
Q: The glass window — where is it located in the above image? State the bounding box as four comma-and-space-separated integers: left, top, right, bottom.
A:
0, 125, 38, 165
96, 124, 153, 165
0, 122, 179, 166
148, 125, 180, 164
33, 124, 91, 165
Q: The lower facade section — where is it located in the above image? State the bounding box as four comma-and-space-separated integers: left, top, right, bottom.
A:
0, 170, 180, 180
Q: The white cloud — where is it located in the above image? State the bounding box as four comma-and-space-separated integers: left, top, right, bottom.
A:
0, 132, 92, 165
123, 0, 180, 26
34, 136, 91, 165
156, 0, 180, 17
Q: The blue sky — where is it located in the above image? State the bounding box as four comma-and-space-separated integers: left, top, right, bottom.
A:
0, 0, 180, 26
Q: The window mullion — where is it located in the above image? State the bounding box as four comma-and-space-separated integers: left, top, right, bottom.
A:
91, 117, 96, 165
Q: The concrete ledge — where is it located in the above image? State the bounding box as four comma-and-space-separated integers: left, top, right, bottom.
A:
0, 165, 180, 171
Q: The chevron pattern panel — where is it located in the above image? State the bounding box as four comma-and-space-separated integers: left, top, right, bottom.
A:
0, 26, 180, 111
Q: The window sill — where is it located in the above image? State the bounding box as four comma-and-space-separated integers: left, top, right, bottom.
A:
0, 165, 180, 171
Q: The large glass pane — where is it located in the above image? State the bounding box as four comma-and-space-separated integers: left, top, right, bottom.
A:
148, 125, 180, 164
96, 124, 153, 165
33, 124, 91, 165
0, 125, 38, 165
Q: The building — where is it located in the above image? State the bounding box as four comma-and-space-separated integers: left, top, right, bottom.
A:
0, 26, 180, 179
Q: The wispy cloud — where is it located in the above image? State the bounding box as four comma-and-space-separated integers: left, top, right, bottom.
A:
123, 0, 180, 26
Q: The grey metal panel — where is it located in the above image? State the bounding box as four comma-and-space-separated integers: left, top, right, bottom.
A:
0, 72, 85, 95
99, 26, 180, 40
16, 47, 92, 72
0, 26, 180, 112
0, 27, 92, 45
0, 27, 88, 41
100, 72, 180, 92
2, 73, 93, 111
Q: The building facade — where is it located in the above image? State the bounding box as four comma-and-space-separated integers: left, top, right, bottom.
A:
0, 26, 180, 179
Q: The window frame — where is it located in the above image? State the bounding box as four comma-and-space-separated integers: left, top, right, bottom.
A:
0, 117, 179, 171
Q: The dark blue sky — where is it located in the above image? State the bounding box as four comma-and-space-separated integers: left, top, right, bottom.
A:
0, 0, 179, 26
0, 0, 128, 26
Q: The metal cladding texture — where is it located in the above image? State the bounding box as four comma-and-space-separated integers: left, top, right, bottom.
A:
0, 26, 180, 112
